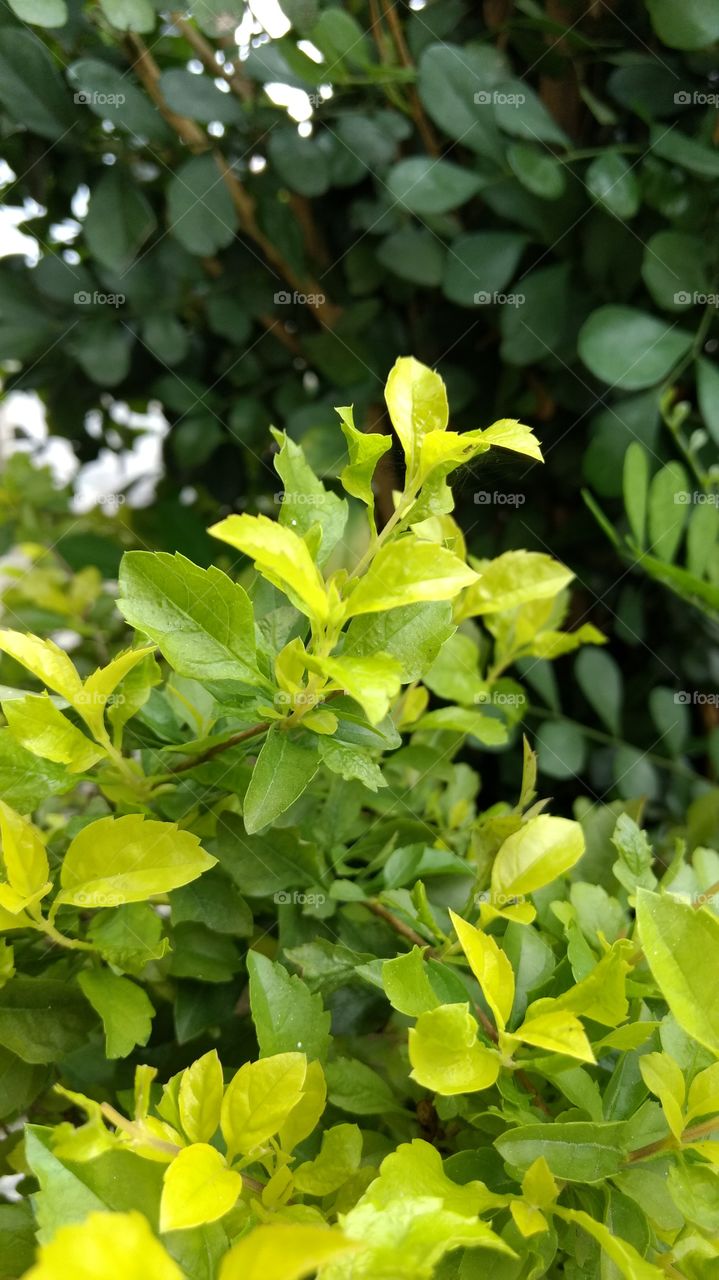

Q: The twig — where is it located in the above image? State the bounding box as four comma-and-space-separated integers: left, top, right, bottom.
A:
172, 13, 253, 102
165, 721, 270, 775
380, 0, 439, 156
365, 899, 429, 948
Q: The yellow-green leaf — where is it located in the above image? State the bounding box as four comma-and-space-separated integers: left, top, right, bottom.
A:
522, 1156, 558, 1208
79, 646, 155, 739
0, 800, 50, 913
449, 910, 514, 1031
637, 888, 719, 1055
409, 1003, 500, 1095
219, 1223, 355, 1280
178, 1048, 224, 1143
304, 652, 402, 725
2, 694, 105, 772
687, 1061, 719, 1124
23, 1210, 182, 1280
277, 1057, 327, 1152
208, 514, 328, 621
554, 1208, 664, 1280
492, 815, 585, 900
336, 405, 391, 534
511, 1008, 595, 1063
458, 551, 572, 620
343, 537, 477, 618
639, 1052, 685, 1140
478, 419, 543, 461
57, 814, 216, 908
160, 1143, 242, 1232
221, 1052, 308, 1158
384, 355, 448, 476
77, 968, 154, 1060
0, 629, 82, 701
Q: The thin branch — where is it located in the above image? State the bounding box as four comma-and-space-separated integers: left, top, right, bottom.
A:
172, 13, 253, 102
380, 0, 440, 156
365, 899, 430, 948
164, 721, 271, 776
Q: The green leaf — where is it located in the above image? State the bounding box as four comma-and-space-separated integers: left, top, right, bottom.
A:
0, 978, 96, 1063
556, 1207, 664, 1277
160, 69, 243, 125
417, 43, 505, 159
344, 537, 476, 618
646, 0, 719, 49
578, 307, 693, 390
6, 0, 67, 26
118, 552, 260, 685
293, 1123, 362, 1195
344, 601, 455, 682
612, 814, 657, 892
443, 232, 527, 307
221, 1052, 308, 1158
58, 814, 216, 908
623, 442, 650, 547
268, 128, 330, 197
450, 911, 514, 1030
0, 629, 81, 701
247, 951, 331, 1061
0, 30, 74, 140
697, 356, 719, 445
641, 230, 709, 312
243, 728, 319, 834
318, 739, 385, 792
272, 428, 348, 564
507, 144, 566, 199
160, 1144, 241, 1232
648, 462, 689, 562
219, 1223, 355, 1280
496, 1121, 627, 1181
382, 947, 440, 1018
639, 1051, 685, 1139
492, 816, 585, 900
375, 229, 446, 286
386, 157, 482, 216
77, 969, 154, 1060
167, 155, 238, 255
575, 648, 622, 735
637, 889, 719, 1054
98, 0, 155, 31
209, 514, 329, 621
493, 79, 569, 145
325, 1058, 401, 1116
409, 1003, 500, 1094
84, 171, 156, 273
178, 1050, 224, 1144
586, 152, 640, 219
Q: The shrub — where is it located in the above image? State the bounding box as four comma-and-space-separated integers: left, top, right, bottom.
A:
2, 359, 719, 1278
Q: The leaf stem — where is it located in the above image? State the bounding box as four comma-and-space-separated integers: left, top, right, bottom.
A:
159, 722, 271, 777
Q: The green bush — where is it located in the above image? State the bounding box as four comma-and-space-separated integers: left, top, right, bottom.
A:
2, 359, 719, 1278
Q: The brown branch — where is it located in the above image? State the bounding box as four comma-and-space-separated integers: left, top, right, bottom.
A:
380, 0, 439, 156
365, 899, 429, 949
629, 1115, 719, 1163
166, 721, 270, 775
172, 12, 253, 102
124, 36, 341, 329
